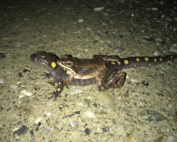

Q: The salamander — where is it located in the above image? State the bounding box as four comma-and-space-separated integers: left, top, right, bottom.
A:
57, 54, 177, 91
30, 51, 96, 99
31, 51, 177, 98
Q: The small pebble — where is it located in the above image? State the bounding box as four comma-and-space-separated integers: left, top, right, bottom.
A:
102, 127, 109, 132
10, 85, 17, 89
69, 120, 77, 127
23, 69, 30, 73
85, 111, 95, 118
35, 118, 41, 124
13, 125, 29, 136
65, 7, 71, 10
170, 47, 177, 53
153, 51, 160, 56
20, 90, 32, 96
85, 128, 91, 135
19, 95, 24, 98
161, 15, 165, 19
78, 19, 84, 23
86, 27, 92, 30
46, 112, 51, 116
40, 126, 51, 134
152, 7, 158, 11
0, 79, 4, 84
94, 7, 104, 11
23, 18, 29, 21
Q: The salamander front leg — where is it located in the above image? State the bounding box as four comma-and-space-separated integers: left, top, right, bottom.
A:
48, 81, 64, 99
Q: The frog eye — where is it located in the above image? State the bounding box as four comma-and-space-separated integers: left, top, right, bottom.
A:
66, 61, 73, 67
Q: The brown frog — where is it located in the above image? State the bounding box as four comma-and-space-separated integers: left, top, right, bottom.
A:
57, 55, 126, 91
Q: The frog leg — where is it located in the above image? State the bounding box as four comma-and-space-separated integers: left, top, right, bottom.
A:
107, 72, 126, 88
96, 66, 110, 91
63, 74, 75, 86
96, 67, 126, 91
93, 55, 120, 61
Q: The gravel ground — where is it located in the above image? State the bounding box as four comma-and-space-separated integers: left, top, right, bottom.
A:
0, 0, 177, 142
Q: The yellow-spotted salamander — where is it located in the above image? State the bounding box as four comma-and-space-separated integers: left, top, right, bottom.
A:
31, 51, 177, 98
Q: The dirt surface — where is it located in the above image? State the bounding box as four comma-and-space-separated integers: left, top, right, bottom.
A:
0, 0, 177, 141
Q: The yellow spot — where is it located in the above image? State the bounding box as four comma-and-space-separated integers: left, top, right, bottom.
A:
170, 56, 173, 59
144, 57, 149, 61
111, 62, 115, 65
42, 56, 45, 58
57, 88, 61, 91
124, 60, 129, 65
51, 62, 56, 68
58, 82, 61, 85
63, 68, 66, 71
134, 64, 137, 67
136, 58, 140, 62
159, 58, 163, 61
154, 58, 157, 62
117, 61, 121, 65
66, 71, 71, 75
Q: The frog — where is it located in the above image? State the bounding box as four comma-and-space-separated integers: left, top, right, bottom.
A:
57, 54, 126, 91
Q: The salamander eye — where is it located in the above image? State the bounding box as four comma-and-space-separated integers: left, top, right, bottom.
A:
36, 58, 43, 62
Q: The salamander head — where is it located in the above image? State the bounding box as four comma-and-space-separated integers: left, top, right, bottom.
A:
30, 51, 58, 72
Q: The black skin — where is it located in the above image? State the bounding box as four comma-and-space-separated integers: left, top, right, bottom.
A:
30, 51, 177, 99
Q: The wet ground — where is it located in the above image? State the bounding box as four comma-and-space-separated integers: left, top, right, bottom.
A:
0, 0, 177, 141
